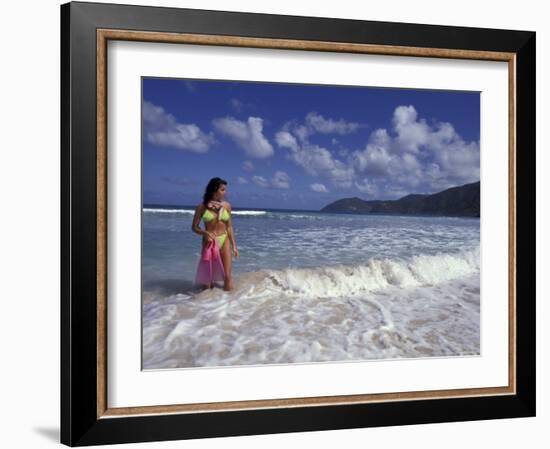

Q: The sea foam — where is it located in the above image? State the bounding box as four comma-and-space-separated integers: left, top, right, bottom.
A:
142, 247, 480, 369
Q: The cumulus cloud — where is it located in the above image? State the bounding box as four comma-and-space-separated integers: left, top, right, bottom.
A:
292, 144, 354, 188
271, 170, 291, 189
143, 101, 216, 152
251, 175, 269, 188
276, 115, 356, 189
304, 111, 362, 135
275, 125, 355, 189
428, 122, 480, 185
236, 176, 248, 185
242, 160, 255, 172
274, 104, 478, 199
392, 105, 430, 154
231, 98, 255, 113
337, 148, 349, 157
278, 111, 365, 145
252, 171, 291, 189
310, 183, 328, 193
353, 178, 379, 196
350, 140, 392, 175
231, 98, 244, 112
349, 104, 479, 194
212, 116, 274, 159
275, 131, 300, 152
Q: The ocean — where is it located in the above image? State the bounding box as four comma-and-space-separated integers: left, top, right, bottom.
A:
142, 205, 480, 369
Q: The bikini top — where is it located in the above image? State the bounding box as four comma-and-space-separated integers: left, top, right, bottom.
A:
202, 206, 230, 223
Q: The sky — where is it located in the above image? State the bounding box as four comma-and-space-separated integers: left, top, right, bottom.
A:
142, 77, 480, 210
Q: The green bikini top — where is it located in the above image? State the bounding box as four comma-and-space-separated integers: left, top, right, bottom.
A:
202, 206, 230, 223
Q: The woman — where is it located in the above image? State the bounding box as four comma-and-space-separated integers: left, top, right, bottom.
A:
192, 177, 239, 291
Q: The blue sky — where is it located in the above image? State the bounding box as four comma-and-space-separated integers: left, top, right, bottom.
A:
143, 77, 480, 210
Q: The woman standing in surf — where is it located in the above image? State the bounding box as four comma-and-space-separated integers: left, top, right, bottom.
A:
192, 177, 239, 291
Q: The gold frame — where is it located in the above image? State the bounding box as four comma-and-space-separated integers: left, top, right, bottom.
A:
96, 29, 516, 419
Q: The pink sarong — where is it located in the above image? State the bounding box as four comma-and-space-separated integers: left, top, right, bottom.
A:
195, 238, 226, 286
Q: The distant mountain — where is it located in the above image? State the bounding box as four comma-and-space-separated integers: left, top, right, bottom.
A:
320, 181, 480, 217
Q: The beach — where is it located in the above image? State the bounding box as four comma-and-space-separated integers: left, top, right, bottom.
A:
142, 206, 480, 369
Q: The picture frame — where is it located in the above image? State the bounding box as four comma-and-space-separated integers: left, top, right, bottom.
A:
60, 1, 536, 446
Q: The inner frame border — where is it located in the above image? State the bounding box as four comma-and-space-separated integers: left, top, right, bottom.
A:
95, 29, 516, 419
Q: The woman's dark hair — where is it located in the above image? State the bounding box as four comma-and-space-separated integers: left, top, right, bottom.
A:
202, 177, 227, 205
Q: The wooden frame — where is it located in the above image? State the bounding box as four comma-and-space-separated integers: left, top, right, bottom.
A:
61, 1, 536, 446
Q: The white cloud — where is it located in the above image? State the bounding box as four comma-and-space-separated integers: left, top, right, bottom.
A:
271, 170, 291, 189
369, 128, 392, 147
275, 131, 300, 152
288, 144, 336, 176
276, 104, 478, 198
252, 175, 269, 188
338, 148, 349, 157
386, 153, 423, 188
236, 176, 248, 185
230, 98, 255, 113
353, 178, 378, 196
212, 116, 274, 159
350, 105, 479, 193
310, 183, 328, 193
242, 160, 254, 172
276, 125, 355, 189
328, 164, 356, 189
231, 98, 244, 112
294, 124, 310, 143
251, 171, 291, 189
350, 142, 392, 175
276, 117, 355, 188
143, 101, 215, 152
392, 105, 431, 154
428, 122, 480, 183
292, 145, 354, 189
304, 111, 362, 135
277, 112, 363, 149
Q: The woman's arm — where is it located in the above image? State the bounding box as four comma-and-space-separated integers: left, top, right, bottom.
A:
191, 204, 210, 238
225, 202, 238, 255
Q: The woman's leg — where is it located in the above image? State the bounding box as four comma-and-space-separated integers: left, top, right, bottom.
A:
219, 233, 233, 291
200, 237, 213, 289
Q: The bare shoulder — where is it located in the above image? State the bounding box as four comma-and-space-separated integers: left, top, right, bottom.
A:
223, 201, 232, 211
195, 203, 205, 212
